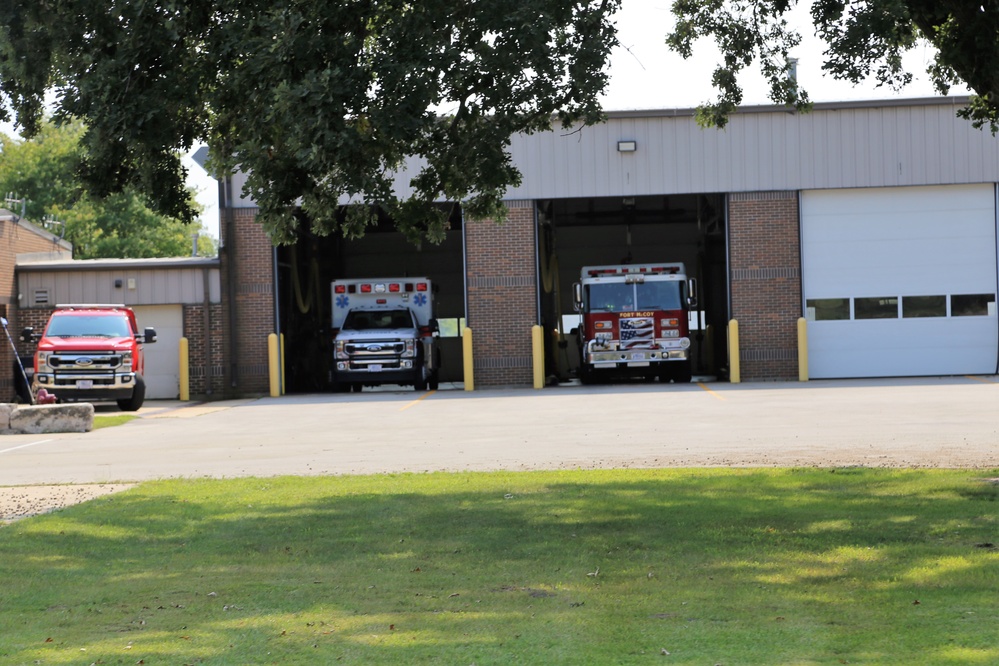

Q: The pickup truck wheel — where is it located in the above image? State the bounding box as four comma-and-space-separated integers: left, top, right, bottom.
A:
117, 374, 146, 412
428, 371, 439, 391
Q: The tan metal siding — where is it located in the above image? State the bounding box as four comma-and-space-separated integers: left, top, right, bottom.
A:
17, 268, 221, 308
501, 101, 999, 199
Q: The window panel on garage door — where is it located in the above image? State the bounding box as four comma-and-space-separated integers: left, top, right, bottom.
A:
802, 184, 998, 378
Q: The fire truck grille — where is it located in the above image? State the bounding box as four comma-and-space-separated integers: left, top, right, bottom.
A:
620, 317, 655, 349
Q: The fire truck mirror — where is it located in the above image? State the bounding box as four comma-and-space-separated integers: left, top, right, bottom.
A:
573, 283, 583, 311
687, 279, 698, 308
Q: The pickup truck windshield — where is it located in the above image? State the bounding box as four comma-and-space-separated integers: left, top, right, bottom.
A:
46, 315, 132, 338
343, 309, 414, 330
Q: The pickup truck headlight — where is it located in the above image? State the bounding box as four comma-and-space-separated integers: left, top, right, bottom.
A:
121, 351, 133, 370
36, 351, 52, 371
335, 341, 348, 360
402, 340, 416, 358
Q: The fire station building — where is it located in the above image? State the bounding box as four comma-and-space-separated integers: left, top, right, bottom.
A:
7, 95, 999, 399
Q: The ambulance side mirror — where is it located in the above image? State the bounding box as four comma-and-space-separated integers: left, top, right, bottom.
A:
573, 283, 582, 311
429, 318, 440, 334
687, 279, 698, 308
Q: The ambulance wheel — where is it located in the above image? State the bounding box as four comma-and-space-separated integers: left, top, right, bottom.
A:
117, 374, 146, 412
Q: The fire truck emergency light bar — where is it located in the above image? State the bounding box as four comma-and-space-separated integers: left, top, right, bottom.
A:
334, 282, 429, 294
585, 265, 680, 277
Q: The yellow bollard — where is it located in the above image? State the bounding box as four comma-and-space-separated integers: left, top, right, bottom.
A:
728, 319, 740, 384
280, 333, 286, 395
462, 326, 474, 391
268, 333, 280, 397
531, 325, 544, 389
178, 337, 190, 401
797, 317, 809, 382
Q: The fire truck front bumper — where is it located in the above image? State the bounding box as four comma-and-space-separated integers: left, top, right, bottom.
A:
586, 348, 688, 367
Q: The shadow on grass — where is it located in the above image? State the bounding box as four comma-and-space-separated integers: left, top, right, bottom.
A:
1, 469, 997, 665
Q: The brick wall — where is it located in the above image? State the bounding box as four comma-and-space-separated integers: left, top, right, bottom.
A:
465, 201, 537, 387
183, 303, 226, 397
1, 218, 68, 401
219, 207, 274, 396
727, 191, 801, 380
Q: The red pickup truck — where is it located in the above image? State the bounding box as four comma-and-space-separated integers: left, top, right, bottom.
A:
21, 304, 157, 411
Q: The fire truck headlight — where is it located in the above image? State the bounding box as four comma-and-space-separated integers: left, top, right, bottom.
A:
680, 338, 691, 349
595, 332, 612, 340
661, 330, 680, 338
595, 321, 613, 330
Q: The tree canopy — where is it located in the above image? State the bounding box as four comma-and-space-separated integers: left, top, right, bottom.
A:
0, 120, 216, 259
667, 0, 999, 131
0, 0, 620, 245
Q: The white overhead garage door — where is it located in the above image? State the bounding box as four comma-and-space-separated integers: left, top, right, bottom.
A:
802, 184, 998, 378
132, 305, 183, 399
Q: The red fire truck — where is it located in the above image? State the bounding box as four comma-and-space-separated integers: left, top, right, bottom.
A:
572, 263, 697, 383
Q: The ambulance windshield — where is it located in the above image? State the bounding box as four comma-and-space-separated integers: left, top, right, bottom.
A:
343, 309, 415, 330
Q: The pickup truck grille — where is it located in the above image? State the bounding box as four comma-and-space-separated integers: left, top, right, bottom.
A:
48, 352, 123, 370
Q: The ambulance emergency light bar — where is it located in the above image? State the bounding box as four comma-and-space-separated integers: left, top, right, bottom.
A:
333, 281, 429, 294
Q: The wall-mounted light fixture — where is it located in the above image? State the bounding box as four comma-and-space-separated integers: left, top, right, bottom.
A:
617, 140, 637, 153
114, 279, 123, 289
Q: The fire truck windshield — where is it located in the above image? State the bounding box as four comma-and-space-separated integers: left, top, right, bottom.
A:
587, 281, 682, 312
636, 281, 682, 310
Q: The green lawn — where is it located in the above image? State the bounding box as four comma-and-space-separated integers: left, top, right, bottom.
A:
1, 469, 996, 665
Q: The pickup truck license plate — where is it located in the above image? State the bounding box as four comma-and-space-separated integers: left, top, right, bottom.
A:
368, 364, 382, 372
76, 379, 94, 389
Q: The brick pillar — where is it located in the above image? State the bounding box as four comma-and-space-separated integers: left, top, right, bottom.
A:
183, 302, 225, 398
728, 191, 801, 381
219, 207, 274, 396
465, 200, 537, 387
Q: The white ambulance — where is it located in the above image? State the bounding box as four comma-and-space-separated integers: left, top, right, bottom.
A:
330, 278, 440, 391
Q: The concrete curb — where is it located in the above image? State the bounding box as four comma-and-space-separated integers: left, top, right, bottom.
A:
1, 403, 94, 434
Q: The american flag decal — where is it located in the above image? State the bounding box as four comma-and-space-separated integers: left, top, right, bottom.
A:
620, 317, 654, 349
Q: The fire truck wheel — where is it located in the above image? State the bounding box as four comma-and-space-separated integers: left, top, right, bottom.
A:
117, 374, 146, 412
672, 363, 693, 383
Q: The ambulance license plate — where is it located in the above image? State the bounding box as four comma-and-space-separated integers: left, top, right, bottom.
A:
76, 379, 93, 389
368, 364, 382, 372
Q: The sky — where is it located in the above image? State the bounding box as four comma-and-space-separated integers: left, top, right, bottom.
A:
6, 1, 972, 241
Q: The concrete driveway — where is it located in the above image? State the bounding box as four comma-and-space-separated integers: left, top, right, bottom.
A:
1, 377, 998, 486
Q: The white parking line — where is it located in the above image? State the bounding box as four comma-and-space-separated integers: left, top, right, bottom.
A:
0, 439, 55, 455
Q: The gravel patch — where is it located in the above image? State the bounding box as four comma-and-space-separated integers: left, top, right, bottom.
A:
0, 484, 135, 524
